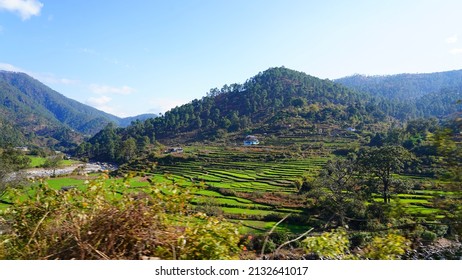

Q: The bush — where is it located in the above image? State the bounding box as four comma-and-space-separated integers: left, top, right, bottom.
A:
0, 174, 241, 260
420, 230, 438, 244
363, 232, 410, 260
303, 228, 350, 259
175, 213, 241, 260
349, 232, 371, 248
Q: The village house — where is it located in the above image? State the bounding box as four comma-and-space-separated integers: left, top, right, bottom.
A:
243, 135, 259, 146
165, 147, 184, 153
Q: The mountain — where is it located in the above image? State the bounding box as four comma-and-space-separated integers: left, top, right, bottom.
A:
76, 67, 390, 163
0, 71, 156, 149
335, 69, 462, 100
335, 70, 462, 119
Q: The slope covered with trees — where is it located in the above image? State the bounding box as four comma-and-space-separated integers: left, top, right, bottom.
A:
0, 71, 156, 149
336, 70, 462, 120
335, 69, 462, 100
0, 71, 121, 134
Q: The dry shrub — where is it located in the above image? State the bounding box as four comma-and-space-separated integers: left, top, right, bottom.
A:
0, 175, 241, 260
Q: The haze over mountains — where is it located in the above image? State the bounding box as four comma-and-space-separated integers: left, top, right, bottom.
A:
0, 67, 461, 152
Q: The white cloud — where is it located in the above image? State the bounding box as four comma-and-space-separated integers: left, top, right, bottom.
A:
89, 84, 136, 95
0, 0, 43, 20
446, 34, 458, 44
0, 62, 24, 72
0, 63, 78, 86
148, 97, 190, 114
80, 48, 98, 55
86, 95, 112, 107
86, 96, 117, 115
34, 72, 78, 85
85, 95, 130, 117
450, 48, 462, 55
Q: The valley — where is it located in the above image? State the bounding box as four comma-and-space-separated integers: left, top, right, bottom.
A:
0, 67, 461, 260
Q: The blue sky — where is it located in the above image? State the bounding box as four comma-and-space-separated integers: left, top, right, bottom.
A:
1, 0, 462, 117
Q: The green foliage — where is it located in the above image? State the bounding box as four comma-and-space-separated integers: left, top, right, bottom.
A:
307, 158, 368, 227
303, 228, 410, 260
420, 230, 438, 243
303, 228, 350, 259
0, 174, 241, 259
357, 145, 414, 203
177, 213, 241, 260
0, 147, 31, 198
75, 122, 154, 163
362, 232, 411, 260
42, 155, 63, 176
432, 125, 461, 181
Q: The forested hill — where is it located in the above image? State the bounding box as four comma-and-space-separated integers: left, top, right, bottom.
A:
151, 67, 387, 138
335, 70, 462, 119
76, 67, 391, 163
0, 71, 155, 149
335, 69, 462, 100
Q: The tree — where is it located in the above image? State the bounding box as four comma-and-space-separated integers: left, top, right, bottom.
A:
307, 159, 368, 227
0, 148, 31, 198
43, 154, 64, 177
431, 118, 462, 236
357, 146, 413, 203
120, 138, 137, 162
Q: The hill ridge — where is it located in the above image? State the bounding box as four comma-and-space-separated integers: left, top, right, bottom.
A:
0, 71, 156, 149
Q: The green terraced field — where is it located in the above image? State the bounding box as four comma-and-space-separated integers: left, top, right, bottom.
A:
3, 141, 458, 235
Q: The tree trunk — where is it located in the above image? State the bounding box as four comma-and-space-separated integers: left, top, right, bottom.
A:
383, 179, 389, 204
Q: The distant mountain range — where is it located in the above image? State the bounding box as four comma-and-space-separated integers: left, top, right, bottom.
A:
335, 69, 462, 100
0, 71, 156, 149
335, 69, 462, 119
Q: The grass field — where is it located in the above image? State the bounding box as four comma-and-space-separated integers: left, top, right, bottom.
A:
28, 156, 80, 168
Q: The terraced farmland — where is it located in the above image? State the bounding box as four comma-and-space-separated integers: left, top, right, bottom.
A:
3, 136, 458, 236
123, 141, 458, 233
143, 145, 333, 231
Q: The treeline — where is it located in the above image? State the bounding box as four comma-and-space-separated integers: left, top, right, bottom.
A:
335, 69, 462, 100
74, 122, 154, 163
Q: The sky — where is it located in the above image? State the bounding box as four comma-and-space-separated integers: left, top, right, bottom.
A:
1, 0, 462, 117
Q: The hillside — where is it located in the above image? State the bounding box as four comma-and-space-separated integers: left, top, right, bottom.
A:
151, 67, 390, 139
336, 70, 462, 119
76, 67, 391, 163
0, 71, 156, 149
335, 69, 462, 100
